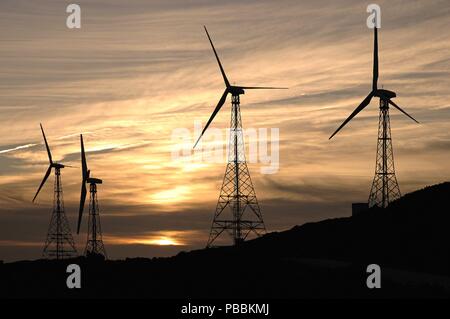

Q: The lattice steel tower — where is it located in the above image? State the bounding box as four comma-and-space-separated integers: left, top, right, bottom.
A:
207, 95, 265, 246
42, 167, 77, 259
194, 26, 285, 246
84, 182, 107, 257
33, 124, 77, 259
368, 98, 401, 208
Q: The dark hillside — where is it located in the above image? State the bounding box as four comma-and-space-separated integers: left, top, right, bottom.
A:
1, 182, 449, 298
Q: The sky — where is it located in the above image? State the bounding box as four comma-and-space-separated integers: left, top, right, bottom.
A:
0, 0, 449, 261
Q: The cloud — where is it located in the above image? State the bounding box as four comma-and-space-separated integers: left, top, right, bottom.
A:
0, 0, 449, 261
0, 143, 37, 154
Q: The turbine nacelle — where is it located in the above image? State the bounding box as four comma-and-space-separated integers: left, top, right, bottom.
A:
52, 163, 65, 169
87, 177, 103, 184
228, 86, 246, 96
375, 89, 396, 100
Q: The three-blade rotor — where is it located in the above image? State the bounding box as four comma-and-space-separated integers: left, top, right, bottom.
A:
33, 124, 77, 202
32, 124, 56, 202
329, 27, 418, 139
193, 26, 287, 148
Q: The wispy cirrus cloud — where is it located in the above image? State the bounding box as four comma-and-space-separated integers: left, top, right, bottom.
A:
0, 143, 37, 154
0, 0, 449, 261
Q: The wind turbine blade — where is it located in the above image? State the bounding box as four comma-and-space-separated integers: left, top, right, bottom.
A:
389, 100, 419, 124
204, 26, 230, 88
80, 134, 88, 181
40, 123, 53, 164
32, 165, 52, 202
239, 86, 288, 90
329, 92, 374, 139
193, 89, 228, 148
77, 183, 87, 234
373, 27, 379, 91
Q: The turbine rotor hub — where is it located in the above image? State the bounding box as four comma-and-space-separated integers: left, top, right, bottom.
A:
229, 86, 245, 96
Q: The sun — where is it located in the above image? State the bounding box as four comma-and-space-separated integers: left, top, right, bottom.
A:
138, 236, 182, 246
152, 238, 179, 246
104, 232, 187, 246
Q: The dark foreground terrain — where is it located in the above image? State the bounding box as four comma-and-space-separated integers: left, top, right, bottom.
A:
1, 182, 450, 299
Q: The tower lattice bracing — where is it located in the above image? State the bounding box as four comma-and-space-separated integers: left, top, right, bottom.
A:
368, 98, 401, 208
42, 167, 77, 259
85, 183, 107, 257
207, 94, 266, 247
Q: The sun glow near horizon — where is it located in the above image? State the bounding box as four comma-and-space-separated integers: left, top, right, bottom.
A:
148, 186, 191, 204
132, 236, 182, 246
105, 232, 188, 246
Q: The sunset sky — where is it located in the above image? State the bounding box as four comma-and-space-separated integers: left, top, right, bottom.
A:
0, 0, 449, 261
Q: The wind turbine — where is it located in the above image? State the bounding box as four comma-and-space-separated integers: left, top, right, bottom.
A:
329, 26, 419, 208
77, 134, 107, 258
194, 26, 286, 247
33, 124, 77, 259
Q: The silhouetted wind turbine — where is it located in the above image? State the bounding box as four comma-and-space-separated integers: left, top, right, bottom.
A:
329, 27, 419, 208
33, 124, 77, 259
77, 134, 107, 258
193, 26, 287, 148
194, 26, 286, 247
